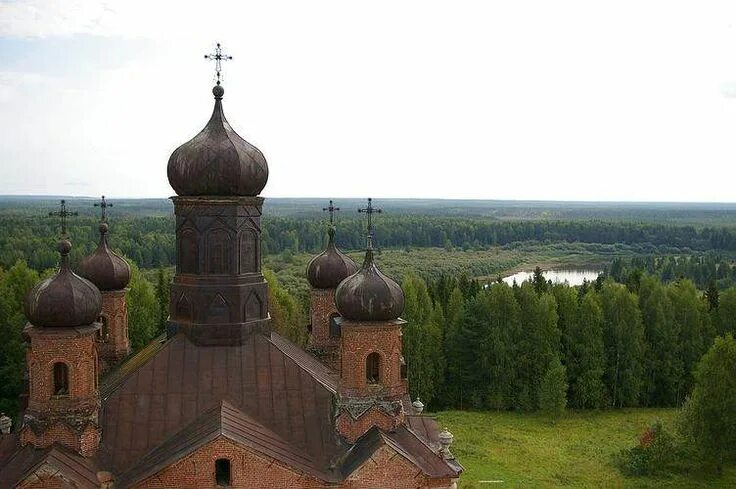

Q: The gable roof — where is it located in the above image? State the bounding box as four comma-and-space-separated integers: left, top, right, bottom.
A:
0, 444, 99, 489
98, 331, 340, 475
118, 400, 337, 487
340, 425, 461, 480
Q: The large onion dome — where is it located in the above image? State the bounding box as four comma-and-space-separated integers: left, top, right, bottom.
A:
335, 247, 404, 321
25, 238, 102, 327
167, 85, 269, 196
78, 222, 131, 291
306, 226, 358, 289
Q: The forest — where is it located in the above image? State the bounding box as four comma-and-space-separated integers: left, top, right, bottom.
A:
0, 196, 735, 479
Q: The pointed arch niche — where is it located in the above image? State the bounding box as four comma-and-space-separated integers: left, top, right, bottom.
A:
239, 228, 259, 274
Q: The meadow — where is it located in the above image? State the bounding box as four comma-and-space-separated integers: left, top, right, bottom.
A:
437, 409, 735, 488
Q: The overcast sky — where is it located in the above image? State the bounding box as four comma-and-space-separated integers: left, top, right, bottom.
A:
1, 1, 736, 202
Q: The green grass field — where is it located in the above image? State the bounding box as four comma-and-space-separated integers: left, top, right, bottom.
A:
436, 409, 735, 488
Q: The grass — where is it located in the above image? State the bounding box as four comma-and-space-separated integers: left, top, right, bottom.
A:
435, 409, 735, 488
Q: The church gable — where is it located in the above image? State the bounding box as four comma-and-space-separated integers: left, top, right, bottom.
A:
132, 436, 328, 489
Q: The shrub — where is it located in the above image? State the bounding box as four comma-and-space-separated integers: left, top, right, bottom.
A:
616, 420, 675, 476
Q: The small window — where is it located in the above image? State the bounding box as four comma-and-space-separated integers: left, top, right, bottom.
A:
329, 313, 341, 338
215, 458, 231, 486
366, 352, 381, 384
53, 363, 69, 396
97, 316, 109, 342
400, 355, 408, 380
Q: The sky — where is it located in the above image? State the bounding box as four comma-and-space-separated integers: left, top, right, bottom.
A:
1, 1, 736, 202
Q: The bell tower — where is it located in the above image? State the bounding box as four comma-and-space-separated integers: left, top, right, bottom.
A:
166, 45, 271, 346
21, 232, 103, 457
333, 200, 407, 443
78, 196, 132, 372
306, 201, 357, 367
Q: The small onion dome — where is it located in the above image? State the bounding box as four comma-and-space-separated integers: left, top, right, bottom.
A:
335, 248, 404, 321
77, 222, 131, 291
24, 238, 102, 327
306, 227, 358, 289
167, 85, 269, 196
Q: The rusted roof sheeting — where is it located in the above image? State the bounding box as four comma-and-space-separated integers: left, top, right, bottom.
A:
0, 445, 99, 489
268, 331, 338, 393
99, 332, 338, 474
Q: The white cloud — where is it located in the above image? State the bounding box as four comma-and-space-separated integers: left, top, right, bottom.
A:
2, 1, 736, 201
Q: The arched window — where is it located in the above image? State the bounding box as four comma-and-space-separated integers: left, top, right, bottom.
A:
215, 458, 231, 486
366, 352, 381, 384
329, 313, 341, 338
53, 362, 69, 396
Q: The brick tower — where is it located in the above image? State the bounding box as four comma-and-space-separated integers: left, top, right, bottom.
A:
166, 83, 270, 346
78, 197, 132, 372
333, 204, 407, 443
21, 237, 103, 457
306, 211, 357, 368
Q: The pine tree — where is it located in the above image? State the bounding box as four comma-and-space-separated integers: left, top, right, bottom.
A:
556, 286, 606, 409
515, 283, 559, 410
461, 283, 521, 409
440, 286, 465, 408
127, 262, 158, 351
639, 275, 681, 406
601, 281, 644, 407
678, 334, 736, 473
539, 356, 568, 422
668, 280, 706, 403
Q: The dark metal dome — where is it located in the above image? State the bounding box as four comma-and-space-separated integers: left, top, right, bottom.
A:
25, 238, 102, 327
78, 222, 131, 291
335, 248, 404, 321
167, 85, 269, 196
306, 226, 358, 289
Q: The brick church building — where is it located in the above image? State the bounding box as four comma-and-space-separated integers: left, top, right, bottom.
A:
0, 73, 462, 487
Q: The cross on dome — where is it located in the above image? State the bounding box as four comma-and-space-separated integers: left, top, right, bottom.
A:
323, 200, 340, 225
94, 195, 113, 222
48, 199, 78, 237
358, 198, 382, 249
204, 42, 233, 86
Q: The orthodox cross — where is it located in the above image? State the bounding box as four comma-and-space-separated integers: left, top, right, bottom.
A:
204, 42, 233, 85
358, 198, 382, 248
48, 199, 78, 236
323, 200, 340, 225
94, 195, 113, 222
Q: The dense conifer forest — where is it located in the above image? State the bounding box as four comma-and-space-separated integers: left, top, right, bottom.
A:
1, 197, 735, 422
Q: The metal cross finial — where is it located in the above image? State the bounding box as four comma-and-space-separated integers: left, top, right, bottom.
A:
323, 200, 340, 225
358, 198, 382, 249
204, 42, 233, 85
48, 199, 78, 237
94, 195, 113, 222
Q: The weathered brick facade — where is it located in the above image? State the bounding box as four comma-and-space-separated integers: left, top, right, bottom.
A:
308, 288, 340, 368
339, 319, 406, 398
133, 437, 328, 489
343, 444, 452, 489
97, 289, 129, 372
21, 324, 101, 456
335, 407, 403, 444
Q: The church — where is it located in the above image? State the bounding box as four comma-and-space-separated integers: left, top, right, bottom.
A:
0, 54, 463, 488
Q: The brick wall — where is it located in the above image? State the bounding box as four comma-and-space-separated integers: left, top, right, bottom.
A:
97, 289, 130, 372
133, 436, 330, 489
339, 320, 406, 399
335, 407, 403, 444
343, 444, 454, 489
22, 324, 101, 456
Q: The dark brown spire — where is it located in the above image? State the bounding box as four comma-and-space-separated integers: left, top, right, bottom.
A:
25, 238, 102, 327
78, 221, 131, 292
335, 199, 404, 321
306, 225, 358, 289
